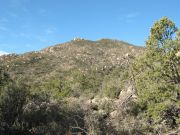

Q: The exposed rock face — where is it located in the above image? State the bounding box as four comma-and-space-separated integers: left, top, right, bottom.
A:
110, 110, 118, 119
176, 51, 180, 57
115, 85, 136, 108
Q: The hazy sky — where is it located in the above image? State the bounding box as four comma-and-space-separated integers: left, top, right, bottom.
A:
0, 0, 180, 53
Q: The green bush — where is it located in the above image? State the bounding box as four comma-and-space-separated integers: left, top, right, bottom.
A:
42, 77, 71, 99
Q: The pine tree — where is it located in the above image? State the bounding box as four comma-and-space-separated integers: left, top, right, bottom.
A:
133, 17, 180, 126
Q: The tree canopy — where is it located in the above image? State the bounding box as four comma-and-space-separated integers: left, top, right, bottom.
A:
133, 17, 180, 127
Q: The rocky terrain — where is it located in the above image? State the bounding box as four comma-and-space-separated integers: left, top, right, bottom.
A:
0, 38, 143, 89
0, 33, 179, 134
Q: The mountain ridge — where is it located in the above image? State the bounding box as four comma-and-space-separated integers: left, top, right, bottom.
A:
0, 39, 144, 81
0, 38, 144, 99
0, 51, 9, 56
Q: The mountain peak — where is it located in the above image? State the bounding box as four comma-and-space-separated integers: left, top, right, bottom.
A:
0, 51, 9, 56
0, 39, 143, 80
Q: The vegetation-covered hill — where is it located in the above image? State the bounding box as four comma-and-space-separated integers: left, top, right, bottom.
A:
0, 39, 143, 98
0, 17, 179, 135
1, 39, 142, 78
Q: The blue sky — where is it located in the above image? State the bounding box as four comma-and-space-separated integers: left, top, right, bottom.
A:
0, 0, 180, 54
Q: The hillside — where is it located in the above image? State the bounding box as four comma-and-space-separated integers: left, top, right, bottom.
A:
0, 17, 179, 135
0, 39, 143, 95
0, 39, 147, 134
1, 36, 179, 135
1, 39, 142, 71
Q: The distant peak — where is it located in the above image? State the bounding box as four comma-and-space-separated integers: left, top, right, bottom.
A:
0, 51, 9, 56
72, 37, 85, 41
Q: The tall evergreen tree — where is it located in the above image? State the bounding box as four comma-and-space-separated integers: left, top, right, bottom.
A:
133, 17, 180, 126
